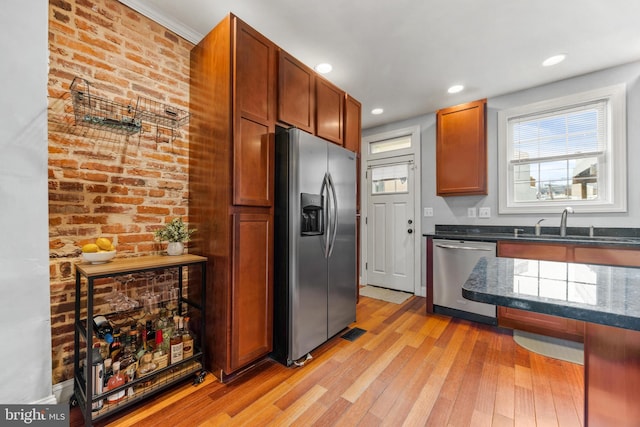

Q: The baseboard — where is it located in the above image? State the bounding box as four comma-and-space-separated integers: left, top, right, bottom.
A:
32, 394, 58, 405
52, 379, 74, 404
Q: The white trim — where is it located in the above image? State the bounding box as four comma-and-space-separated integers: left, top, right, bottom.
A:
118, 0, 204, 44
32, 393, 58, 405
498, 84, 627, 214
52, 379, 74, 405
361, 125, 423, 296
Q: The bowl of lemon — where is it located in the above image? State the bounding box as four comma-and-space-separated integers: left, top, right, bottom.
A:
82, 237, 116, 264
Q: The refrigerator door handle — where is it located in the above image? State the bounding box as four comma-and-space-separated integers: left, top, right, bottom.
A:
320, 173, 330, 258
327, 172, 339, 257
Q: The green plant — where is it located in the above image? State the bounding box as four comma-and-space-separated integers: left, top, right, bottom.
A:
154, 217, 196, 242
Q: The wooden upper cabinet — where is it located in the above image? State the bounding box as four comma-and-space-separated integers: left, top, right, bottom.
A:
316, 77, 344, 145
233, 119, 274, 206
233, 18, 276, 206
277, 50, 315, 133
344, 94, 362, 154
436, 99, 487, 196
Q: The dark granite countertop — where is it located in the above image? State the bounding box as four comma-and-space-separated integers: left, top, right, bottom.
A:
425, 225, 640, 247
462, 257, 640, 331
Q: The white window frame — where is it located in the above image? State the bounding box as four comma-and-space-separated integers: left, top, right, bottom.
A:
498, 84, 627, 214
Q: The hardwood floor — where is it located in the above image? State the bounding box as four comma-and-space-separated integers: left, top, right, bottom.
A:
74, 296, 584, 426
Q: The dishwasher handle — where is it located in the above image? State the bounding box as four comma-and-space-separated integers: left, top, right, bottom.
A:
434, 243, 494, 251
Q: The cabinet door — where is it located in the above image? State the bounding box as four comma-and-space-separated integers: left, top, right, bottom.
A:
344, 94, 361, 154
233, 118, 274, 206
316, 77, 344, 145
436, 99, 487, 196
235, 18, 276, 123
574, 246, 640, 267
497, 241, 568, 261
233, 18, 276, 207
498, 307, 584, 342
231, 212, 273, 371
278, 50, 315, 132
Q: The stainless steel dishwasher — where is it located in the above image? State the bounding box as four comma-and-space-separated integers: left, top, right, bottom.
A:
432, 239, 497, 325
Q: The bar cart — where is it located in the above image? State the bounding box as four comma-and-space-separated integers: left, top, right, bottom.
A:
72, 254, 207, 426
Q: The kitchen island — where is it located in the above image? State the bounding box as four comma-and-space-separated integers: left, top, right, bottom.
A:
462, 256, 640, 427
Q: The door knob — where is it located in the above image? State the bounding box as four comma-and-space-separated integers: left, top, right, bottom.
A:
408, 229, 413, 234
408, 219, 413, 225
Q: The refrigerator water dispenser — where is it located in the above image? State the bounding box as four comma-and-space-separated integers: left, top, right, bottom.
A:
300, 192, 323, 235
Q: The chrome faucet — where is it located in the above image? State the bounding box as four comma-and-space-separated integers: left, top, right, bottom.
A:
559, 207, 574, 237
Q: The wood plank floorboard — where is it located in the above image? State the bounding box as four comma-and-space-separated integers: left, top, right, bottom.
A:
72, 295, 584, 426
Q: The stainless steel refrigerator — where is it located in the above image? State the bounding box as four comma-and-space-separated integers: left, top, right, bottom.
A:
273, 127, 357, 366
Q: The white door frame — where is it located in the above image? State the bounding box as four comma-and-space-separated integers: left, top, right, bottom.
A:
361, 125, 422, 296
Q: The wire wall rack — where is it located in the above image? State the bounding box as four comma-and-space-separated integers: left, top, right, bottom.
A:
70, 77, 141, 135
69, 77, 189, 141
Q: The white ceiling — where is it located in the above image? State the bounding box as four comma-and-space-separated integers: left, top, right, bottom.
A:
120, 0, 640, 129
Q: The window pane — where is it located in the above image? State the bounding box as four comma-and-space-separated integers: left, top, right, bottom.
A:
514, 156, 599, 202
370, 135, 411, 154
511, 102, 605, 162
371, 164, 408, 194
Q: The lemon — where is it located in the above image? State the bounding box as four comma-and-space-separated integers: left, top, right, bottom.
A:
82, 243, 99, 253
95, 237, 112, 251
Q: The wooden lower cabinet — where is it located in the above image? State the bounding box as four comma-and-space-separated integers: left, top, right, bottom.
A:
498, 307, 585, 342
585, 322, 640, 426
231, 212, 273, 370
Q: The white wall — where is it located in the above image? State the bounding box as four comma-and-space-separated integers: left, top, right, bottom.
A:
0, 0, 54, 403
364, 60, 640, 295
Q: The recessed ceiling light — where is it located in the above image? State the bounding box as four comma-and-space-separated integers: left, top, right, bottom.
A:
447, 85, 464, 94
314, 63, 333, 74
542, 54, 566, 67
371, 108, 384, 115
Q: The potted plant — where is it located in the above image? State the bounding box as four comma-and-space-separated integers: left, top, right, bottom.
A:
154, 217, 196, 256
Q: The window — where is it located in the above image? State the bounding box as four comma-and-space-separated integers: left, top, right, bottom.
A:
498, 84, 626, 213
369, 135, 411, 155
371, 164, 409, 194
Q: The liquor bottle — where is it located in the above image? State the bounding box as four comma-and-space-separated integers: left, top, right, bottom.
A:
93, 315, 113, 345
119, 333, 138, 383
102, 358, 113, 389
169, 316, 183, 364
145, 320, 155, 350
182, 316, 194, 359
105, 361, 126, 404
128, 323, 140, 352
152, 329, 168, 369
109, 330, 122, 362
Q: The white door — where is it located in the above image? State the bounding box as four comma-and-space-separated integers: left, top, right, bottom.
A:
366, 156, 415, 292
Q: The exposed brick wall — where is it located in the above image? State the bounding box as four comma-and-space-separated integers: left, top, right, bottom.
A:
47, 0, 194, 383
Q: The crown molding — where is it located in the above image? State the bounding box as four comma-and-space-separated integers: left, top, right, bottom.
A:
118, 0, 204, 44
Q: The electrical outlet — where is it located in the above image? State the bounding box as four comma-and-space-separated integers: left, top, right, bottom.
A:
424, 207, 434, 217
478, 207, 491, 218
467, 208, 477, 218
